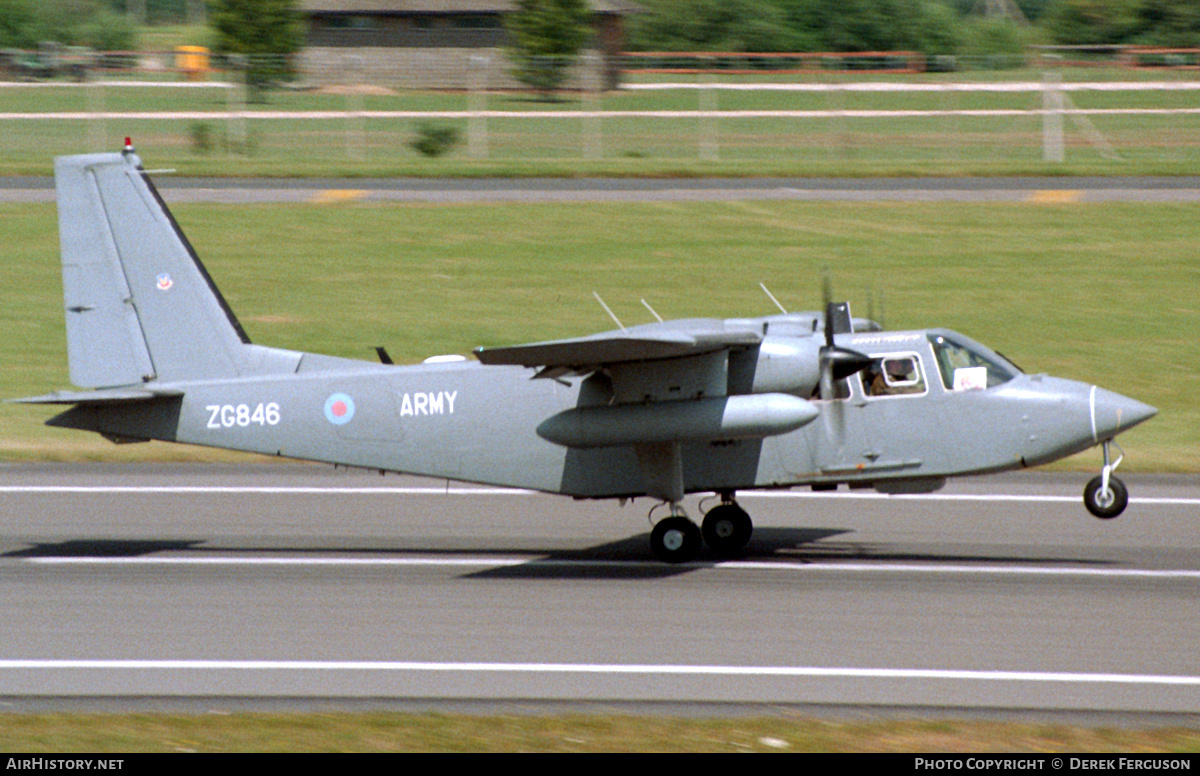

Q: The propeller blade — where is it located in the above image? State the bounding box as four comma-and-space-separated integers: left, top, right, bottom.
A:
824, 346, 875, 382
821, 270, 834, 347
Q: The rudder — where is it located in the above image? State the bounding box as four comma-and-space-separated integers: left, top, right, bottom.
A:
56, 149, 251, 388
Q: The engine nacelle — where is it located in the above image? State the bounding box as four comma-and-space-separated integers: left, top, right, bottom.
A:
729, 336, 822, 397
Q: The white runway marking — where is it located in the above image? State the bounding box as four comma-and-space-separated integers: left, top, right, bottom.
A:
21, 555, 1200, 580
2, 484, 1196, 506
0, 659, 1196, 687
5, 108, 1200, 121
6, 80, 1197, 92
628, 81, 1200, 92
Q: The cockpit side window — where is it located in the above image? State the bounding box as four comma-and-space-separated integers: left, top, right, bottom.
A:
861, 354, 927, 398
928, 334, 1018, 391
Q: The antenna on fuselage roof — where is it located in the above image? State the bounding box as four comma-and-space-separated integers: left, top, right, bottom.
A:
592, 291, 625, 331
640, 298, 664, 323
866, 282, 886, 331
759, 283, 788, 314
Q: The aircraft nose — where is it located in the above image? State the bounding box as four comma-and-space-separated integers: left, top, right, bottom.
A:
1089, 385, 1157, 442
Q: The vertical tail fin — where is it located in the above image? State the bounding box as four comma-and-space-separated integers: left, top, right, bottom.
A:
56, 150, 251, 388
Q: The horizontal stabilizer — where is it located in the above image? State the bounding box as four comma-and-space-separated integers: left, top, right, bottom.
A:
8, 387, 183, 405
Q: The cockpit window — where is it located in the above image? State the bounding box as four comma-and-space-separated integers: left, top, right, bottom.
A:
861, 354, 927, 397
928, 334, 1018, 391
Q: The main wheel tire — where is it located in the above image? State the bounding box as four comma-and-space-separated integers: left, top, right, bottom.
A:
701, 504, 753, 555
1084, 475, 1128, 519
650, 516, 702, 563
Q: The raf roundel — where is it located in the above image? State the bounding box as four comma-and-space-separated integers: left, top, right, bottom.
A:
324, 392, 356, 425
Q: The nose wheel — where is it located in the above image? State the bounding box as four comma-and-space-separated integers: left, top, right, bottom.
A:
1084, 440, 1129, 519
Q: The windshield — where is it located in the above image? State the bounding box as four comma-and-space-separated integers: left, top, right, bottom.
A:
928, 333, 1019, 391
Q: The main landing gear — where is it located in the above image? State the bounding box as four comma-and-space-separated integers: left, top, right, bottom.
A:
1084, 440, 1129, 519
649, 494, 753, 563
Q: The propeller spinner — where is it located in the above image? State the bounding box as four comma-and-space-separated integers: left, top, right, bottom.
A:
818, 300, 873, 400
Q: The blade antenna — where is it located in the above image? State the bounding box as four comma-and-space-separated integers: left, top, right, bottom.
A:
593, 291, 625, 330
759, 282, 788, 314
640, 298, 664, 323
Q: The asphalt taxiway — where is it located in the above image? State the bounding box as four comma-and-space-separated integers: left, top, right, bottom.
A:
0, 463, 1196, 716
4, 176, 1200, 204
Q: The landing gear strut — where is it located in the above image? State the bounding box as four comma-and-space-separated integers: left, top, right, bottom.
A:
1084, 440, 1128, 519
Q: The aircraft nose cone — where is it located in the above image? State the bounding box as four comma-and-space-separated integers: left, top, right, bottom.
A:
1089, 386, 1157, 442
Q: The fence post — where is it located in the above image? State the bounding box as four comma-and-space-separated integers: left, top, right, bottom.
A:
940, 81, 959, 168
226, 54, 247, 157
345, 52, 365, 162
87, 73, 105, 152
583, 51, 602, 160
825, 63, 846, 164
468, 52, 488, 159
699, 61, 718, 161
1042, 69, 1064, 163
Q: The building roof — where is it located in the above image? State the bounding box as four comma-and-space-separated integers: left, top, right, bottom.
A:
302, 0, 639, 13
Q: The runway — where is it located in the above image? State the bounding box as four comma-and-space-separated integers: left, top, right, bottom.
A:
4, 176, 1200, 204
0, 463, 1197, 716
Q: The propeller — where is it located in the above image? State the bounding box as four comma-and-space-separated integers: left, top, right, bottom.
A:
817, 273, 873, 401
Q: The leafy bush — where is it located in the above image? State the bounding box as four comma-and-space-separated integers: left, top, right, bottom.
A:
410, 124, 461, 158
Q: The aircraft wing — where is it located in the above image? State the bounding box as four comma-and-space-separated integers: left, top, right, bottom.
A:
473, 318, 763, 372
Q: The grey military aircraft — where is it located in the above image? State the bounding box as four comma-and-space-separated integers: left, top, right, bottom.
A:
15, 146, 1158, 563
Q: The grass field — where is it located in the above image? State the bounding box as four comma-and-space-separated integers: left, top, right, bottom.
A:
0, 198, 1192, 470
0, 712, 1197, 752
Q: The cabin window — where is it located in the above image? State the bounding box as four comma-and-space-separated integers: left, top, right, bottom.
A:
861, 354, 926, 397
928, 334, 1017, 391
452, 13, 502, 29
323, 14, 380, 30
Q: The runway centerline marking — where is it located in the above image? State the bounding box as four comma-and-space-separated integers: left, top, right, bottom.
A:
0, 659, 1196, 687
21, 555, 1200, 580
1, 484, 1196, 506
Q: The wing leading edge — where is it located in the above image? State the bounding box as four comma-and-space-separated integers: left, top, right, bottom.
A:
473, 318, 764, 374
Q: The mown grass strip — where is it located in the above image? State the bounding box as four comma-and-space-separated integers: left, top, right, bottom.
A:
0, 713, 1197, 752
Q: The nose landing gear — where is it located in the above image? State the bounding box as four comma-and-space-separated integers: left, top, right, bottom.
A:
1084, 440, 1128, 519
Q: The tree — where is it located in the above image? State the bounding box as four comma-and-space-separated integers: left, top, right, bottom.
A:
207, 0, 304, 99
0, 0, 137, 51
1042, 0, 1144, 44
505, 0, 592, 99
